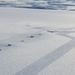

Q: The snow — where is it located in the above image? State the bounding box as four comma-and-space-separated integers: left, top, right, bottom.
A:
68, 33, 75, 37
38, 48, 75, 75
0, 7, 75, 75
1, 0, 75, 10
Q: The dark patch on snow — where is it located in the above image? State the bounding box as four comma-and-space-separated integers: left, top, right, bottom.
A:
47, 30, 55, 33
21, 40, 24, 42
30, 36, 34, 38
7, 44, 12, 46
38, 33, 42, 35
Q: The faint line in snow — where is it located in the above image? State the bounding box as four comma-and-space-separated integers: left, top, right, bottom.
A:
15, 39, 75, 75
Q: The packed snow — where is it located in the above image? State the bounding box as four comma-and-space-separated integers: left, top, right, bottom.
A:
0, 6, 75, 75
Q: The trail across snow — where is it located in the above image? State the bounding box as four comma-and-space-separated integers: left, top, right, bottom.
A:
0, 7, 75, 75
15, 27, 75, 75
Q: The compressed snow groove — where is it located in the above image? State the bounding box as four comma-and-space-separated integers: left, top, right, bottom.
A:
1, 7, 75, 75
15, 39, 75, 75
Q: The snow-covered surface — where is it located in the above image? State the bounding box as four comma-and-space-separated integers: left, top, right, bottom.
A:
68, 33, 75, 37
0, 7, 75, 75
0, 0, 75, 10
38, 47, 75, 75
